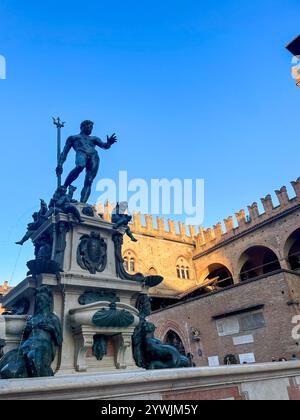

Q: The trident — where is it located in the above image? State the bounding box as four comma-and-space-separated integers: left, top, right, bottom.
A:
52, 117, 65, 262
52, 117, 66, 188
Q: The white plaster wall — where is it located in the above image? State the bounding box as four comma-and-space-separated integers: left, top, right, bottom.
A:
241, 378, 290, 401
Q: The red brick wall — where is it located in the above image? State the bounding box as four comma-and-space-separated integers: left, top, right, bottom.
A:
150, 272, 300, 366
163, 386, 247, 401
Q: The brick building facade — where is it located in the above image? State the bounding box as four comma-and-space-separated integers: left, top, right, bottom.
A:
98, 176, 300, 366
151, 271, 300, 366
0, 282, 12, 314
3, 177, 300, 366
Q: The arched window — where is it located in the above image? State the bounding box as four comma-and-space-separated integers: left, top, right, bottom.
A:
203, 263, 234, 289
240, 261, 258, 281
123, 257, 129, 271
123, 250, 137, 273
130, 258, 135, 273
284, 229, 300, 271
164, 330, 186, 356
148, 267, 158, 276
238, 246, 281, 282
176, 257, 192, 280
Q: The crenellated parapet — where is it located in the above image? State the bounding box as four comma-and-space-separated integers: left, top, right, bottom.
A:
291, 178, 300, 196
195, 177, 300, 253
261, 195, 274, 215
224, 216, 234, 233
132, 213, 197, 243
96, 202, 115, 222
247, 203, 260, 222
275, 187, 289, 207
203, 228, 213, 243
95, 202, 198, 244
96, 177, 300, 252
235, 210, 246, 227
213, 223, 223, 241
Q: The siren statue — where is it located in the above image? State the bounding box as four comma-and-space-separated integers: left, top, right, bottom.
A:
0, 286, 62, 379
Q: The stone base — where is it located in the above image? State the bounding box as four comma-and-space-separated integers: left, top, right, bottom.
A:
0, 212, 152, 376
1, 362, 300, 400
1, 273, 145, 374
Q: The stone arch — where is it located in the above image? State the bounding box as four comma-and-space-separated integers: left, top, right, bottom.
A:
156, 320, 190, 353
283, 228, 300, 271
280, 223, 300, 251
197, 256, 234, 282
123, 248, 137, 258
164, 330, 187, 356
234, 242, 281, 274
236, 245, 281, 282
197, 262, 234, 289
147, 267, 158, 275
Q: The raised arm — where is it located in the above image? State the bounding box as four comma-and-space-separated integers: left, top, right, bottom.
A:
94, 133, 117, 150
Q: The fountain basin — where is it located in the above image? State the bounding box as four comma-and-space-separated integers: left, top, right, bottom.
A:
0, 315, 28, 354
1, 315, 27, 336
69, 302, 140, 372
69, 301, 140, 330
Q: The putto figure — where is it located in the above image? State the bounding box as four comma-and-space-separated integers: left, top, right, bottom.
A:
16, 200, 48, 246
112, 202, 138, 242
46, 185, 83, 224
56, 120, 117, 204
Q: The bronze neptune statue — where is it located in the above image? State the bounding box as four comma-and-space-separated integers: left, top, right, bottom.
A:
56, 120, 117, 203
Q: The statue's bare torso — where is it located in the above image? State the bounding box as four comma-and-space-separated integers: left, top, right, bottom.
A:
68, 135, 101, 157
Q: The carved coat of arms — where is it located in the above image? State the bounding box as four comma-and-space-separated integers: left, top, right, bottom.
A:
77, 232, 107, 274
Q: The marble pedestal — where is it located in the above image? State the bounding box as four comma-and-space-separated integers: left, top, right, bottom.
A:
1, 209, 149, 375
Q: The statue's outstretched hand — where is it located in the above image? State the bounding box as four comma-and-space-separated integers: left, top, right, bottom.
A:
107, 133, 117, 145
56, 166, 63, 176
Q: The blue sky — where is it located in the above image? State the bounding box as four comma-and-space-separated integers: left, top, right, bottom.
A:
0, 0, 299, 285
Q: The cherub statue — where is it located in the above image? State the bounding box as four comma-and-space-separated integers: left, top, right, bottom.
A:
68, 185, 78, 203
112, 202, 137, 242
16, 200, 48, 246
46, 186, 83, 224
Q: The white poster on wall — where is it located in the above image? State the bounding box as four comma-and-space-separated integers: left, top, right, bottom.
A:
208, 356, 220, 367
239, 353, 256, 364
233, 335, 254, 346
